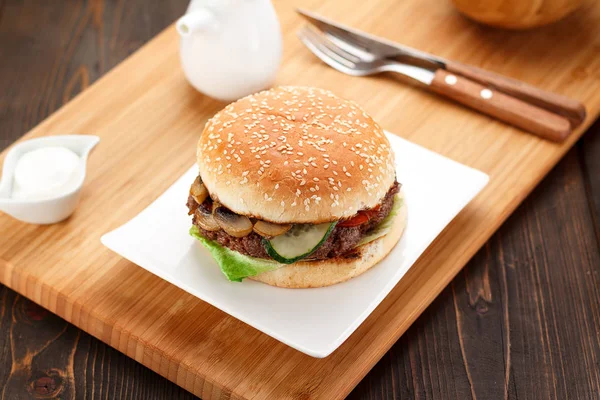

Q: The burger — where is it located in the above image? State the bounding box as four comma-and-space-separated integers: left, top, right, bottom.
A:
187, 86, 407, 288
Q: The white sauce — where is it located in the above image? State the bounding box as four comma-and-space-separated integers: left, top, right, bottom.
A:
11, 147, 82, 200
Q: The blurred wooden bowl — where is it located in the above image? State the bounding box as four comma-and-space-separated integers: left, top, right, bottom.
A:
450, 0, 584, 29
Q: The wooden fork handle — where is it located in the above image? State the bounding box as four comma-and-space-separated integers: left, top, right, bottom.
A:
446, 61, 586, 127
430, 69, 572, 142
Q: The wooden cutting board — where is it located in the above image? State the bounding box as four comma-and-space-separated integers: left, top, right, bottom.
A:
1, 0, 599, 398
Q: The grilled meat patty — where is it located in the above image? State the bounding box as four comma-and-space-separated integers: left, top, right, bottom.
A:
189, 181, 400, 260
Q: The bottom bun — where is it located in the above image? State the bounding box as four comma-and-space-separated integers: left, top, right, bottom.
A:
250, 191, 407, 288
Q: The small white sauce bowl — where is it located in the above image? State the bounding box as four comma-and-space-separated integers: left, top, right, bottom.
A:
0, 135, 99, 224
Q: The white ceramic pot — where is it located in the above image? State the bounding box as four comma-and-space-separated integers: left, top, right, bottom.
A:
176, 0, 283, 101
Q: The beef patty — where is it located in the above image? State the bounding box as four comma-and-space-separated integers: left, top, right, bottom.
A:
188, 181, 400, 260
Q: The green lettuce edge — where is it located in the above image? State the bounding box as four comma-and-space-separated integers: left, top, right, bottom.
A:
190, 226, 281, 282
190, 195, 403, 282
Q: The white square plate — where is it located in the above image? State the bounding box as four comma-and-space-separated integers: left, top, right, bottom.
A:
101, 133, 488, 357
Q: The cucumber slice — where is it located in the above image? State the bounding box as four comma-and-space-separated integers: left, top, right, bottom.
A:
263, 222, 336, 264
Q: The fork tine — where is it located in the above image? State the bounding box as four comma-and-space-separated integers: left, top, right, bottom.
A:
315, 32, 362, 64
307, 29, 363, 64
297, 27, 359, 73
322, 32, 376, 62
298, 28, 355, 69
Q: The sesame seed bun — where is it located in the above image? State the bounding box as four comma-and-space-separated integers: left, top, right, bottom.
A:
249, 190, 407, 288
197, 86, 396, 224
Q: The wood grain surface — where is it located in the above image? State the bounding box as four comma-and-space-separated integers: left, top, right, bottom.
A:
1, 0, 599, 399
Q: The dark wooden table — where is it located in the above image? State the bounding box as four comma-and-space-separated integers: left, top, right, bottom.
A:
1, 1, 599, 399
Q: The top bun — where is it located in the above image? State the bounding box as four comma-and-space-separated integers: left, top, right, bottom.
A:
197, 86, 396, 224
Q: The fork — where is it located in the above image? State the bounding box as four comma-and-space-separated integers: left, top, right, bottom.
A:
298, 26, 435, 86
297, 26, 573, 142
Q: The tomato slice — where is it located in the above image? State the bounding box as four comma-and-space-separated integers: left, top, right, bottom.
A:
338, 212, 370, 227
338, 204, 381, 227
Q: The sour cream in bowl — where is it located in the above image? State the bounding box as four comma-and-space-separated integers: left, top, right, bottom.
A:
12, 146, 83, 201
0, 135, 99, 224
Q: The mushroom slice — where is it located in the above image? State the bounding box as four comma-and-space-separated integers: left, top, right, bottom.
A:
212, 203, 253, 237
253, 220, 292, 238
195, 207, 220, 231
189, 176, 209, 205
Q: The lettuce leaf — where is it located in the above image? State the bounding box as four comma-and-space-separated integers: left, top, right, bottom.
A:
189, 194, 403, 282
356, 195, 403, 247
190, 226, 282, 282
